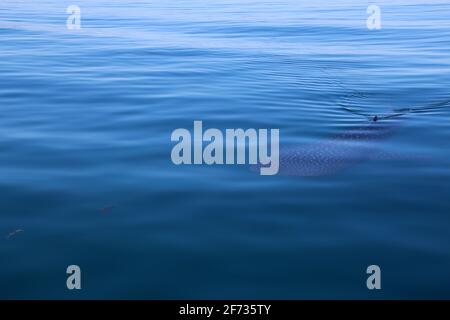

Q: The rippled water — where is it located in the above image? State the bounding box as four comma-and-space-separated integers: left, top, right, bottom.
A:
1, 0, 450, 299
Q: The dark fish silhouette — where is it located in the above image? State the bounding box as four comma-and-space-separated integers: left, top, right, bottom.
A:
6, 229, 24, 239
99, 205, 115, 213
256, 99, 449, 177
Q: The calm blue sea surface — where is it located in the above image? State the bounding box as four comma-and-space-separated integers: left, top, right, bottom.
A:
1, 0, 450, 299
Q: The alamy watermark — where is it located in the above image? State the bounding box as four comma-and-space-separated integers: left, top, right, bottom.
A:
66, 5, 81, 30
367, 5, 382, 30
66, 265, 81, 290
171, 121, 279, 176
366, 265, 381, 290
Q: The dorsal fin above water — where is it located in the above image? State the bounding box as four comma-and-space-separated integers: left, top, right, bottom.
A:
339, 99, 450, 122
319, 68, 450, 122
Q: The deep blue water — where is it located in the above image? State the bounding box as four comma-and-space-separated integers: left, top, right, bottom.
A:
1, 0, 450, 299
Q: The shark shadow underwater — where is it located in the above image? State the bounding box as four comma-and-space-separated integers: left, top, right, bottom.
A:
256, 99, 450, 177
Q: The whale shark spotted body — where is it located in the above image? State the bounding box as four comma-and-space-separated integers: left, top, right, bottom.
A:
255, 99, 449, 177
275, 120, 398, 176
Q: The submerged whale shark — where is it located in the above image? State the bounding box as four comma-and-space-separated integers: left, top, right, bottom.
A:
256, 99, 449, 177
275, 121, 397, 176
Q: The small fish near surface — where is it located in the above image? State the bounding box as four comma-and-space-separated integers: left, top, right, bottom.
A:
6, 229, 24, 239
99, 205, 115, 213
